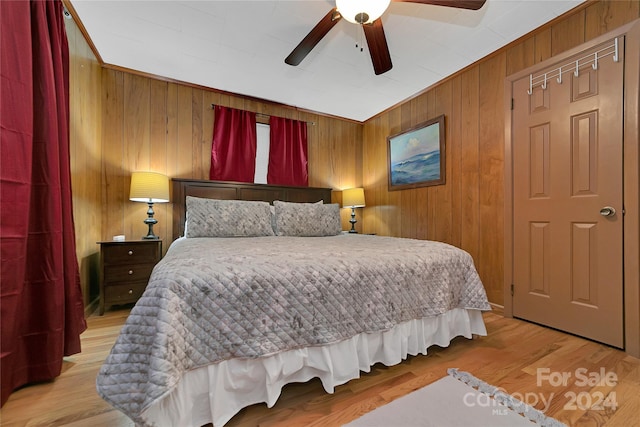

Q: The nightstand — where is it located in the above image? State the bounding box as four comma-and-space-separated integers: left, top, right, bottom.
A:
98, 240, 162, 315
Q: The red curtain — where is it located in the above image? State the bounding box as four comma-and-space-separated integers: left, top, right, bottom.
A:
267, 116, 308, 187
209, 105, 257, 182
0, 0, 86, 406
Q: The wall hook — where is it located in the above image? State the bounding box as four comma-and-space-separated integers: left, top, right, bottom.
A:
613, 38, 619, 62
556, 66, 563, 83
541, 73, 548, 90
527, 74, 533, 95
592, 52, 598, 70
574, 60, 580, 77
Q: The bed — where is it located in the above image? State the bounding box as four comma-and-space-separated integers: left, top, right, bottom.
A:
96, 179, 491, 427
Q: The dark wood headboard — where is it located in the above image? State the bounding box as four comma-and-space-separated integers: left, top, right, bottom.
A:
172, 179, 333, 240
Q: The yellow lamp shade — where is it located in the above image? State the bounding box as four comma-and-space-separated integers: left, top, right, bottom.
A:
129, 171, 170, 203
342, 187, 365, 208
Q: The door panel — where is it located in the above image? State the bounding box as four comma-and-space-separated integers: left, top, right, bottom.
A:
512, 37, 624, 348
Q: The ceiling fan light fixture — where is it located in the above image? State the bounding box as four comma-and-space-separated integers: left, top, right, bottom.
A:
336, 0, 391, 25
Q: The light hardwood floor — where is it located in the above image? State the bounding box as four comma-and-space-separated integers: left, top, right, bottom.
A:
1, 308, 639, 427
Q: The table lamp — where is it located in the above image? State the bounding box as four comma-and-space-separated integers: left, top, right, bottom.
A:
129, 171, 170, 239
342, 187, 366, 233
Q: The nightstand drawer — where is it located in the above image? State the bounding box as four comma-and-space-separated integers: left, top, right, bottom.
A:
104, 282, 147, 304
103, 263, 156, 283
103, 243, 160, 264
98, 239, 162, 315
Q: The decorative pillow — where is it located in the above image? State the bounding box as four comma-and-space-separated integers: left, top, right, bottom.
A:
185, 197, 274, 237
273, 200, 341, 237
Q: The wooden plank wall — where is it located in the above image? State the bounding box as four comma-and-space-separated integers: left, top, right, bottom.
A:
65, 17, 103, 311
361, 0, 640, 305
99, 72, 363, 252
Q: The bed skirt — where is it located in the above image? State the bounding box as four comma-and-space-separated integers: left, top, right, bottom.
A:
141, 308, 487, 427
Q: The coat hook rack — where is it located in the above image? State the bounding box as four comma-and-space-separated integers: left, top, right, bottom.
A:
526, 38, 619, 96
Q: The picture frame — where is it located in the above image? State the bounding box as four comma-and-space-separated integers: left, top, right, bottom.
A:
387, 114, 445, 191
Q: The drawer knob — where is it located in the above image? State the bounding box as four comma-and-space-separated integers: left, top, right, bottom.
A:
128, 250, 134, 255
128, 289, 133, 295
128, 270, 134, 275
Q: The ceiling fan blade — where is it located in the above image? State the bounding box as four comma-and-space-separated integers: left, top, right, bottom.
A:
362, 19, 393, 75
285, 8, 342, 66
392, 0, 486, 10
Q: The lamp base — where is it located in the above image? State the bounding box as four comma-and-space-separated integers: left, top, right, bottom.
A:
142, 202, 160, 240
349, 207, 358, 233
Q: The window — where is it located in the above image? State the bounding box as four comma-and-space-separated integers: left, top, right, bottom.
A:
254, 123, 270, 184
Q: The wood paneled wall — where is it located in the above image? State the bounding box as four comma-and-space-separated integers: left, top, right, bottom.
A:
66, 17, 103, 312
99, 71, 362, 253
361, 0, 640, 305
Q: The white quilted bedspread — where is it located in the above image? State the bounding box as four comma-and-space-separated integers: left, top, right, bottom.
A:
96, 234, 490, 424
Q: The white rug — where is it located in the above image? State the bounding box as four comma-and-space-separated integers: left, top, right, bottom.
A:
345, 369, 567, 427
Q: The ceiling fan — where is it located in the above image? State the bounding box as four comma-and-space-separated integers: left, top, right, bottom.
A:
285, 0, 487, 75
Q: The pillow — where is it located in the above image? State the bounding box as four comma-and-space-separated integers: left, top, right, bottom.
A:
185, 197, 274, 237
273, 200, 341, 237
270, 199, 323, 233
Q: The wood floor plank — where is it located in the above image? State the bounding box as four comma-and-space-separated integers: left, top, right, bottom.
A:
1, 309, 639, 427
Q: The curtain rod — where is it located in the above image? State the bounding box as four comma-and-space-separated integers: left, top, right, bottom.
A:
211, 104, 315, 126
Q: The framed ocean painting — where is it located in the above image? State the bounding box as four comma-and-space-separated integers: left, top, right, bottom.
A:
387, 115, 445, 191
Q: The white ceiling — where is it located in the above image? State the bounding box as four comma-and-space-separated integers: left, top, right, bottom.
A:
69, 0, 585, 122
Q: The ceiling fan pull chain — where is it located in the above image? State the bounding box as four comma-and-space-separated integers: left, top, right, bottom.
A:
354, 25, 364, 52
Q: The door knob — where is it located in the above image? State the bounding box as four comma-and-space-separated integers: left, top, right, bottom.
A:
600, 206, 616, 217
